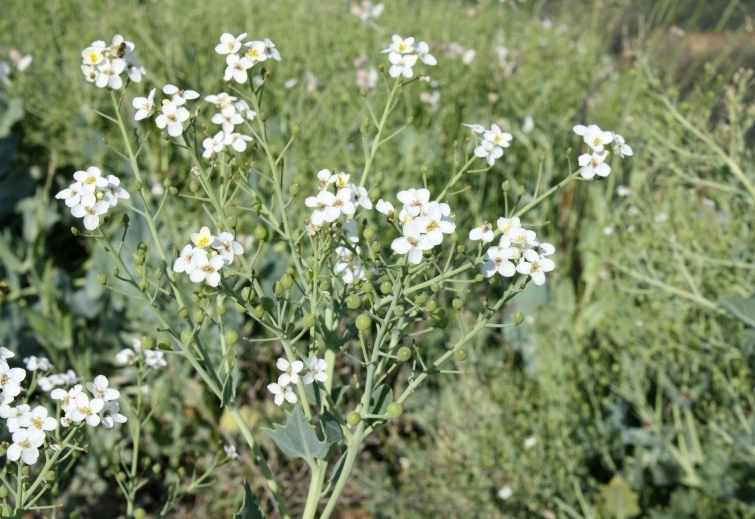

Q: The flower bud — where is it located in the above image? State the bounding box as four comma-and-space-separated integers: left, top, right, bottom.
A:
193, 311, 205, 324
251, 201, 262, 214
355, 313, 372, 331
281, 274, 294, 289
254, 305, 264, 319
97, 274, 107, 285
489, 277, 498, 287
566, 147, 572, 158
154, 269, 163, 280
431, 283, 440, 293
514, 312, 524, 325
425, 300, 437, 312
141, 336, 154, 350
132, 253, 145, 265
387, 402, 403, 418
371, 241, 380, 253
517, 185, 525, 197
455, 349, 467, 361
152, 464, 162, 474
71, 227, 80, 236
414, 292, 428, 304
0, 503, 12, 517
362, 281, 373, 293
289, 183, 300, 196
95, 191, 104, 201
134, 509, 147, 519
378, 64, 385, 73
254, 225, 268, 242
273, 281, 284, 297
346, 295, 361, 310
189, 181, 199, 192
502, 180, 511, 193
169, 186, 178, 196
292, 123, 301, 136
363, 227, 375, 241
347, 411, 362, 426
134, 266, 144, 278
452, 297, 464, 310
302, 313, 316, 328
134, 181, 143, 191
319, 279, 330, 292
397, 347, 412, 362
180, 330, 192, 343
122, 213, 130, 226
191, 292, 201, 303
217, 305, 226, 316
394, 305, 405, 317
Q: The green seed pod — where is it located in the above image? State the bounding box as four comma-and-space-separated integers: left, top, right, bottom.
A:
514, 312, 524, 325
489, 276, 498, 287
1, 503, 13, 517
421, 164, 430, 175
254, 225, 268, 241
397, 347, 412, 362
475, 274, 483, 283
452, 297, 464, 310
0, 486, 7, 498
254, 305, 264, 319
217, 305, 226, 316
152, 463, 162, 474
363, 227, 375, 241
292, 122, 301, 136
235, 302, 246, 313
241, 286, 254, 301
70, 227, 80, 236
132, 253, 145, 265
224, 330, 239, 346
111, 266, 119, 276
286, 266, 295, 276
158, 340, 170, 351
302, 313, 316, 328
431, 283, 440, 293
517, 185, 525, 197
425, 300, 437, 312
133, 180, 143, 192
346, 411, 361, 427
227, 216, 237, 227
394, 305, 405, 317
133, 509, 147, 519
362, 281, 373, 293
97, 274, 107, 285
162, 178, 171, 188
273, 281, 284, 297
45, 470, 55, 482
387, 402, 403, 418
502, 180, 510, 192
138, 242, 148, 253
346, 295, 361, 310
355, 313, 372, 331
189, 181, 199, 193
177, 467, 186, 477
305, 269, 314, 281
169, 186, 178, 195
289, 183, 300, 196
141, 336, 154, 350
251, 201, 262, 215
154, 269, 163, 280
457, 245, 466, 254
362, 296, 372, 308
414, 292, 428, 304
455, 349, 467, 361
261, 297, 274, 312
319, 279, 330, 292
380, 281, 393, 295
191, 292, 201, 303
371, 241, 380, 253
193, 311, 205, 324
281, 274, 294, 289
178, 307, 189, 319
180, 331, 192, 343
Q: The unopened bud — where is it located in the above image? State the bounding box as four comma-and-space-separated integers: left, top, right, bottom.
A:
517, 185, 525, 197
122, 213, 130, 226
162, 178, 171, 188
169, 186, 178, 195
514, 312, 524, 325
502, 180, 510, 193
134, 181, 143, 191
96, 274, 107, 285
292, 122, 301, 136
111, 267, 119, 276
227, 216, 237, 227
289, 183, 300, 196
566, 147, 572, 158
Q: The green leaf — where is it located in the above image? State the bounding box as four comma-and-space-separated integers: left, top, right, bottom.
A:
263, 407, 330, 467
602, 476, 641, 519
221, 362, 238, 407
330, 385, 349, 406
303, 380, 322, 407
720, 294, 755, 328
369, 385, 393, 415
233, 480, 265, 519
321, 411, 343, 444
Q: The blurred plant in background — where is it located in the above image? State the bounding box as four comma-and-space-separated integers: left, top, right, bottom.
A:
1, 0, 755, 518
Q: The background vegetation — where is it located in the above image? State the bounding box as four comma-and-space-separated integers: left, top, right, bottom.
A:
2, 0, 755, 517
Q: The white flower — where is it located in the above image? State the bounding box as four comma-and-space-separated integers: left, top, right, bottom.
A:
99, 401, 127, 429
482, 244, 516, 278
223, 132, 253, 152
234, 100, 257, 121
333, 172, 351, 188
352, 1, 384, 23
71, 193, 109, 231
305, 190, 353, 225
0, 363, 26, 398
109, 35, 135, 58
95, 58, 126, 89
303, 355, 328, 385
414, 41, 437, 65
190, 254, 224, 287
462, 49, 476, 65
212, 232, 244, 265
202, 131, 226, 158
6, 428, 44, 465
115, 348, 136, 365
224, 444, 240, 459
333, 218, 359, 243
474, 140, 504, 166
573, 124, 613, 152
132, 338, 143, 353
463, 123, 485, 134
507, 227, 539, 251
87, 375, 120, 401
155, 101, 190, 137
349, 183, 373, 209
524, 436, 537, 449
578, 151, 610, 179
335, 258, 366, 284
242, 41, 268, 64
163, 84, 199, 106
469, 222, 494, 242
263, 38, 281, 61
383, 35, 416, 54
73, 166, 108, 194
388, 52, 418, 78
498, 486, 513, 500
391, 222, 433, 264
205, 93, 237, 116
55, 182, 84, 208
0, 403, 30, 432
144, 350, 167, 370
23, 356, 50, 372
18, 406, 56, 432
51, 384, 82, 413
0, 348, 13, 373
191, 226, 215, 248
516, 249, 555, 285
483, 124, 513, 148
396, 188, 430, 217
617, 185, 631, 197
612, 134, 633, 158
376, 199, 394, 215
413, 203, 455, 245
174, 245, 207, 274
68, 393, 105, 426
215, 32, 247, 55
496, 217, 521, 235
37, 377, 54, 392
133, 88, 156, 120
267, 383, 297, 406
522, 116, 535, 134
317, 168, 336, 189
276, 358, 304, 386
103, 175, 130, 207
224, 53, 253, 83
59, 370, 79, 386
211, 110, 244, 134
82, 41, 107, 66
124, 55, 146, 83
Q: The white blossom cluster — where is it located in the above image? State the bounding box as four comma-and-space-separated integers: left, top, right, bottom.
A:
55, 167, 129, 231
173, 227, 244, 288
0, 49, 32, 86
305, 169, 370, 236
131, 84, 200, 138
80, 35, 145, 89
214, 33, 280, 84
382, 35, 437, 79
267, 355, 328, 406
573, 124, 633, 179
376, 189, 456, 265
116, 338, 167, 370
469, 217, 555, 286
202, 93, 255, 157
464, 123, 513, 166
0, 347, 125, 465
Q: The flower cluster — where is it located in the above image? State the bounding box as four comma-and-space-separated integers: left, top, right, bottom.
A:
267, 355, 328, 406
80, 35, 145, 89
465, 123, 513, 166
305, 170, 371, 238
214, 33, 280, 84
382, 35, 437, 78
173, 227, 244, 288
38, 370, 80, 392
573, 124, 633, 179
201, 93, 255, 157
55, 167, 129, 231
116, 338, 168, 370
470, 217, 555, 286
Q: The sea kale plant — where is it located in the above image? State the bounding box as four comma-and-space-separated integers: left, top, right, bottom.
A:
2, 30, 631, 518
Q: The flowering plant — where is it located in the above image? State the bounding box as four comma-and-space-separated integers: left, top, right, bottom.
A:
3, 26, 636, 518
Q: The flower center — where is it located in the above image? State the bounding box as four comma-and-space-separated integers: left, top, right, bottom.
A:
0, 375, 8, 385
426, 221, 439, 232
32, 417, 43, 429
408, 237, 418, 247
197, 236, 210, 247
593, 137, 601, 147
86, 206, 96, 216
168, 114, 178, 123
397, 43, 408, 52
81, 406, 92, 416
20, 440, 31, 449
246, 48, 261, 59
201, 264, 215, 273
85, 176, 96, 184
88, 52, 99, 63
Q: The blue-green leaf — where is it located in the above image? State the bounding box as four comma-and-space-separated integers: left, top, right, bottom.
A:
263, 407, 330, 467
233, 480, 265, 519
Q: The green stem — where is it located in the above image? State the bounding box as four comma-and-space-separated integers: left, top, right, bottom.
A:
359, 77, 401, 187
